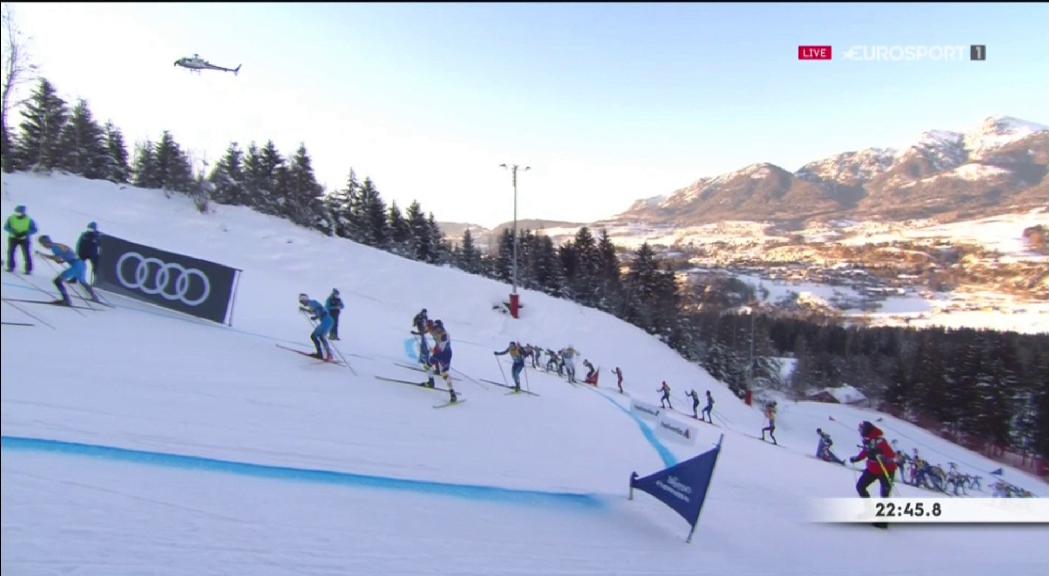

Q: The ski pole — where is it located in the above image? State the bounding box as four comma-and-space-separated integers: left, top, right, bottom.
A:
8, 265, 57, 301
523, 362, 531, 392
1, 297, 57, 330
451, 366, 488, 390
300, 311, 355, 374
494, 356, 509, 387
828, 415, 851, 432
875, 453, 899, 497
15, 262, 86, 317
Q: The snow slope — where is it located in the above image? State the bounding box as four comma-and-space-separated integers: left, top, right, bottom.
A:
2, 173, 1046, 576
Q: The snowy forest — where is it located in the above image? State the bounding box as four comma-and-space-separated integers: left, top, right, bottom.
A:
3, 76, 1047, 466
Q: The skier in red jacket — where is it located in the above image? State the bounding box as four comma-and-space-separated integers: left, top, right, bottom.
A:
850, 420, 897, 498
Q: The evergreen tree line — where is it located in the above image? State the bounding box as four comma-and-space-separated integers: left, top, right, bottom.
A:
469, 227, 683, 344
676, 296, 1049, 462
6, 77, 1046, 462
1, 77, 448, 258
3, 78, 130, 182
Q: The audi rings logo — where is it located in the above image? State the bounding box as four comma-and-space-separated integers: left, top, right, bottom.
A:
116, 252, 212, 306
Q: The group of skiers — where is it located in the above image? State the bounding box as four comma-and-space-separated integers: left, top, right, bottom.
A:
409, 308, 457, 403
655, 381, 716, 423
4, 205, 102, 307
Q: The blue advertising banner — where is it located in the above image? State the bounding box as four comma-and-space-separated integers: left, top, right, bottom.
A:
630, 435, 724, 542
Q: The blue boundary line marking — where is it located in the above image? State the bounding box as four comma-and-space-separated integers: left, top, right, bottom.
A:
1, 436, 604, 510
587, 390, 678, 468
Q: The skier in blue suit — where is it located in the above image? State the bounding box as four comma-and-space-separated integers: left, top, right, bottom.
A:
298, 293, 334, 360
37, 235, 99, 306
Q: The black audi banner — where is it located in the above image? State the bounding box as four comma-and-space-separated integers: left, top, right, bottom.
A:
95, 235, 241, 325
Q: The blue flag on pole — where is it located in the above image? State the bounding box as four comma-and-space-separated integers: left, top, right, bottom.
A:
630, 434, 723, 542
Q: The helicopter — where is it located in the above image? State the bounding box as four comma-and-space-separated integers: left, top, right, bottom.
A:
174, 54, 241, 75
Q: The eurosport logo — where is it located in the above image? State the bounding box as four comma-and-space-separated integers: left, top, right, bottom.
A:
840, 45, 971, 62
116, 252, 212, 306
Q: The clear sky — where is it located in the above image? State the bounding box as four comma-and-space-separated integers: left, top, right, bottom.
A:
7, 2, 1048, 228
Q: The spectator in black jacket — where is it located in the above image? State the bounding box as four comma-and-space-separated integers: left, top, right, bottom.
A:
76, 221, 102, 283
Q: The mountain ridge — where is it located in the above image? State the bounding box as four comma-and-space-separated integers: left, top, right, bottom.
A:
613, 116, 1048, 228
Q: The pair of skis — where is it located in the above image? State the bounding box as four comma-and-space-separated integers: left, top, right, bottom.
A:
478, 378, 540, 396
3, 296, 109, 311
275, 343, 348, 368
375, 367, 465, 409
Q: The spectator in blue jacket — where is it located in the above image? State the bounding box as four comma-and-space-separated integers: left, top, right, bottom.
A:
325, 288, 345, 340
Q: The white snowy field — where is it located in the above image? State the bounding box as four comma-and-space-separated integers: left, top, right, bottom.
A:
2, 172, 1047, 576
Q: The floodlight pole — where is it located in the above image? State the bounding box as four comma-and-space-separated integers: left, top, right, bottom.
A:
500, 163, 530, 318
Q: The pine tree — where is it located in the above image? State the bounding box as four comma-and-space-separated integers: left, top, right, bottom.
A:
622, 243, 680, 339
518, 229, 539, 289
913, 332, 949, 421
57, 99, 107, 179
357, 177, 387, 247
405, 200, 432, 261
494, 228, 514, 283
595, 229, 623, 313
326, 169, 361, 240
14, 78, 68, 171
427, 212, 447, 264
103, 122, 129, 183
534, 234, 563, 296
387, 201, 410, 255
208, 142, 245, 205
131, 140, 157, 189
241, 142, 263, 209
458, 227, 482, 273
570, 226, 599, 305
152, 130, 194, 194
238, 140, 286, 215
283, 143, 324, 227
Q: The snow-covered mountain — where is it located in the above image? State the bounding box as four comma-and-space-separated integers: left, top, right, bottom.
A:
617, 116, 1048, 226
965, 116, 1049, 161
3, 173, 1046, 575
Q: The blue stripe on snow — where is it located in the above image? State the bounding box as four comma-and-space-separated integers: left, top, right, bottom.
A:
1, 435, 604, 510
588, 391, 678, 468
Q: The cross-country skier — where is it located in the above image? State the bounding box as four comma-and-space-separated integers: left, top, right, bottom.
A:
76, 221, 101, 283
545, 348, 560, 373
494, 340, 525, 391
686, 389, 700, 418
326, 288, 344, 340
849, 420, 897, 528
658, 380, 672, 409
526, 344, 541, 369
298, 293, 334, 360
36, 235, 99, 306
760, 401, 777, 445
426, 319, 457, 403
582, 359, 597, 385
560, 346, 578, 383
411, 308, 430, 364
5, 205, 38, 274
612, 367, 624, 394
816, 428, 845, 464
701, 390, 715, 423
